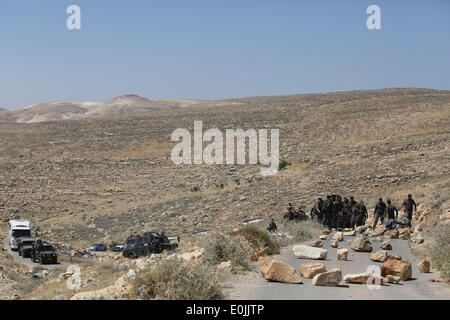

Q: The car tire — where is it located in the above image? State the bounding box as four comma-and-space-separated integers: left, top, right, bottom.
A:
39, 256, 43, 265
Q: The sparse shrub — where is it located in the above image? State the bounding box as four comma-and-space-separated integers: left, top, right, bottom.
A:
277, 219, 324, 246
233, 225, 280, 256
132, 258, 222, 300
431, 195, 448, 209
278, 159, 291, 171
109, 241, 118, 250
425, 225, 450, 282
191, 186, 200, 192
203, 232, 253, 272
98, 260, 119, 273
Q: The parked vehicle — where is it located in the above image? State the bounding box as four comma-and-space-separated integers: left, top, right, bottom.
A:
31, 239, 58, 264
112, 244, 124, 252
18, 238, 35, 258
123, 232, 178, 259
89, 243, 107, 252
8, 220, 31, 251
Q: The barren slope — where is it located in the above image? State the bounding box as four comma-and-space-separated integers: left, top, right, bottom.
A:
0, 89, 448, 247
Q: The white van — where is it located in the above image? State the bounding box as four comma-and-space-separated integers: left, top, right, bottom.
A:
9, 220, 31, 251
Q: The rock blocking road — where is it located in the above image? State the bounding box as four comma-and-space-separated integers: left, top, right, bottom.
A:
226, 232, 450, 300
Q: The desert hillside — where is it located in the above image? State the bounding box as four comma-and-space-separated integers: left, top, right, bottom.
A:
0, 88, 448, 246
0, 95, 239, 123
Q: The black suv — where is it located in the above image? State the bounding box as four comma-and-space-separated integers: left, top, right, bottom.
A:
18, 238, 35, 258
123, 232, 178, 259
31, 239, 58, 264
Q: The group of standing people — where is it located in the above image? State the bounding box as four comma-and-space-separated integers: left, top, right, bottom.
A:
310, 195, 367, 230
268, 193, 417, 233
308, 193, 417, 230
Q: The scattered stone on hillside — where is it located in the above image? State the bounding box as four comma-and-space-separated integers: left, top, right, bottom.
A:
178, 248, 204, 261
418, 259, 431, 273
370, 250, 390, 262
258, 256, 302, 284
333, 232, 344, 242
351, 236, 373, 252
330, 240, 338, 248
399, 231, 410, 240
337, 248, 348, 261
217, 261, 232, 273
380, 241, 392, 250
70, 270, 135, 300
388, 255, 402, 261
311, 240, 323, 248
380, 260, 412, 280
344, 230, 356, 236
292, 245, 328, 260
299, 262, 327, 278
322, 230, 331, 235
363, 229, 372, 236
319, 234, 327, 240
410, 232, 425, 244
312, 268, 342, 287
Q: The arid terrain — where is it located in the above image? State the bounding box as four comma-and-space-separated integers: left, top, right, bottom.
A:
0, 88, 449, 299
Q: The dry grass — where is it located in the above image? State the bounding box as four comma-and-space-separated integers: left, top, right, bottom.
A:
132, 258, 222, 300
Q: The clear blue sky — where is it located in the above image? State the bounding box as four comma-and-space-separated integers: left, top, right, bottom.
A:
0, 0, 449, 109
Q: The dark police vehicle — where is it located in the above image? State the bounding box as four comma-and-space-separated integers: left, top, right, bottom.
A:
122, 232, 179, 259
31, 239, 58, 264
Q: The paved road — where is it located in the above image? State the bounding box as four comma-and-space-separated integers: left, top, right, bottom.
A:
226, 232, 450, 300
3, 237, 68, 271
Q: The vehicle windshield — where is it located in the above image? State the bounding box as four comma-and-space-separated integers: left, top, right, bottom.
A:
41, 245, 54, 252
12, 230, 31, 238
125, 239, 138, 249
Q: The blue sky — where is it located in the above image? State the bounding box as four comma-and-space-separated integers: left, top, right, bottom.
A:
0, 0, 449, 109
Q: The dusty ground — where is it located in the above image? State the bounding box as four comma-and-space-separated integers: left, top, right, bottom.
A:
0, 88, 449, 299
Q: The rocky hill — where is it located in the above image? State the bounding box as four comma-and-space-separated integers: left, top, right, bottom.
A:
0, 95, 238, 123
0, 88, 448, 245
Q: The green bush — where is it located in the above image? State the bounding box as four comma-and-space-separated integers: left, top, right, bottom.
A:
278, 159, 291, 171
425, 225, 450, 282
133, 258, 222, 300
277, 219, 324, 246
233, 225, 280, 256
203, 232, 253, 272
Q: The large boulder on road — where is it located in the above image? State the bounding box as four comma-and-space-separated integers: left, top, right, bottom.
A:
258, 256, 302, 284
380, 260, 412, 280
299, 262, 327, 278
351, 236, 373, 252
337, 248, 348, 261
380, 241, 392, 250
418, 258, 431, 273
333, 232, 344, 242
312, 268, 342, 286
344, 272, 387, 285
370, 250, 390, 262
293, 245, 328, 260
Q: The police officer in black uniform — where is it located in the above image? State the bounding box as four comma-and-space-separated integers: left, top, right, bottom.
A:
373, 197, 387, 229
402, 194, 417, 228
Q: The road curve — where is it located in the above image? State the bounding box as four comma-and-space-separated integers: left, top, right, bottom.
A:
226, 232, 450, 300
2, 237, 68, 271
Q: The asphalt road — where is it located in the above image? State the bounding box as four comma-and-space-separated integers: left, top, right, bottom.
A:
226, 232, 450, 300
3, 238, 68, 271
